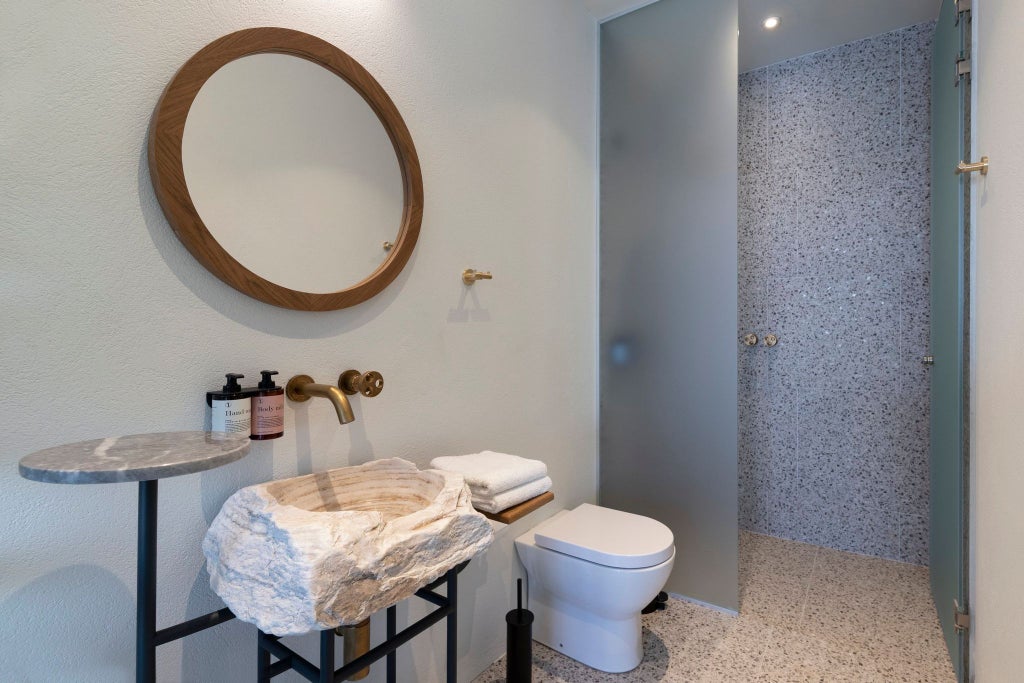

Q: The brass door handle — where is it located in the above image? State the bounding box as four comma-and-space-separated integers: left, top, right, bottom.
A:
955, 156, 989, 175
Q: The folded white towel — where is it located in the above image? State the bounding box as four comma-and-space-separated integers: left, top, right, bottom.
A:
472, 476, 553, 514
430, 451, 548, 496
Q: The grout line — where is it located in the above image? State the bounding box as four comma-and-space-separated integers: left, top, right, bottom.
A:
795, 544, 820, 626
764, 67, 770, 172
898, 271, 906, 397
899, 30, 906, 155
896, 515, 904, 566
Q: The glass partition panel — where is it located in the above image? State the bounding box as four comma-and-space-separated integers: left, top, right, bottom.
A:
600, 0, 739, 609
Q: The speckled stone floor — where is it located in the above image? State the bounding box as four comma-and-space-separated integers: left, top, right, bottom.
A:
474, 532, 955, 682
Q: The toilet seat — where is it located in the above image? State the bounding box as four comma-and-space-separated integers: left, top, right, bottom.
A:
534, 503, 674, 569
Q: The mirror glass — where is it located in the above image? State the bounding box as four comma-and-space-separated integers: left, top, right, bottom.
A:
181, 53, 404, 294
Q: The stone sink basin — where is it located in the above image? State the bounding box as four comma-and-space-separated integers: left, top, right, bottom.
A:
203, 458, 494, 635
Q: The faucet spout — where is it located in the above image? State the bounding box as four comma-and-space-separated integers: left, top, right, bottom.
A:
285, 375, 355, 424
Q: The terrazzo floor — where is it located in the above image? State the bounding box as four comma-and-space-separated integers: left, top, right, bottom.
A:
474, 532, 955, 682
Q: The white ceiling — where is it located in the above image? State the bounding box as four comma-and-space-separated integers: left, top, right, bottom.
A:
583, 0, 942, 73
581, 0, 661, 23
738, 0, 941, 72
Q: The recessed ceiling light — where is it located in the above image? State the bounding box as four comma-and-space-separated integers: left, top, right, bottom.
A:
763, 16, 780, 29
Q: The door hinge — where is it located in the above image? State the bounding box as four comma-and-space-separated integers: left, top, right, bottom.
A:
955, 0, 971, 23
954, 599, 971, 634
955, 53, 971, 86
922, 355, 935, 366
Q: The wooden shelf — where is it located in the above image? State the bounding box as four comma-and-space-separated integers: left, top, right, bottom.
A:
479, 491, 554, 524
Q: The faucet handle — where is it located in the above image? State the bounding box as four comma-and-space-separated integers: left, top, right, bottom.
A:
339, 370, 385, 398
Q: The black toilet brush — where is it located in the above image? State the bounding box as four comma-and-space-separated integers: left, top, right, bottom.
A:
505, 578, 534, 682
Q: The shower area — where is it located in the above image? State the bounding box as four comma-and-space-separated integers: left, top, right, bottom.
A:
737, 22, 934, 566
599, 0, 968, 680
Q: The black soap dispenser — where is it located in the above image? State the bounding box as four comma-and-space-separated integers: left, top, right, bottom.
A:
206, 373, 251, 435
251, 370, 284, 440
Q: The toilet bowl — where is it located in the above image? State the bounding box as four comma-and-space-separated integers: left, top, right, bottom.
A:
514, 503, 675, 673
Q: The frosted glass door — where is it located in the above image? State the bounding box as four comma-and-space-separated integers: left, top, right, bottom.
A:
599, 0, 739, 610
930, 0, 969, 678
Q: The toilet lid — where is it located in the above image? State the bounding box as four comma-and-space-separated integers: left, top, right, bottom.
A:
534, 503, 674, 569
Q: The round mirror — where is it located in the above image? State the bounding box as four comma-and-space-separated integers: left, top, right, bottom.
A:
183, 53, 404, 294
149, 28, 423, 311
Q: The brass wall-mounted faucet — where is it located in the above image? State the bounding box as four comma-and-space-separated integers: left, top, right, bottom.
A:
286, 375, 355, 424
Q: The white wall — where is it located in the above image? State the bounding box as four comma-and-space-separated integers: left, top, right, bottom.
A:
971, 0, 1024, 679
0, 2, 598, 681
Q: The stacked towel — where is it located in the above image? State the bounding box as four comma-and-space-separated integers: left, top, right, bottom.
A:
430, 451, 551, 513
469, 476, 553, 513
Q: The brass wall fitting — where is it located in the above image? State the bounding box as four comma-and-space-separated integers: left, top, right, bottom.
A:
339, 370, 384, 397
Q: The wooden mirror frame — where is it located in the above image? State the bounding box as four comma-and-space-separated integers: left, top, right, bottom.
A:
148, 27, 423, 311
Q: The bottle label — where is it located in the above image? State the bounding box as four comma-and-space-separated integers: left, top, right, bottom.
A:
211, 398, 251, 434
252, 394, 284, 436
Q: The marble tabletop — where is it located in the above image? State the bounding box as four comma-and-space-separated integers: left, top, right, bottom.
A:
18, 431, 251, 484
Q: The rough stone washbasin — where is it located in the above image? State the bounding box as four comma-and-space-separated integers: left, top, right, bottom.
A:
203, 458, 494, 635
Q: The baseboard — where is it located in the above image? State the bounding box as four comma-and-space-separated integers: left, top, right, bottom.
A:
666, 592, 739, 617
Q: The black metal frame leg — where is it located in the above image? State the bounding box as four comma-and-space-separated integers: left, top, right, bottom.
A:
446, 568, 457, 683
136, 480, 158, 683
257, 630, 271, 683
387, 605, 397, 683
319, 630, 335, 683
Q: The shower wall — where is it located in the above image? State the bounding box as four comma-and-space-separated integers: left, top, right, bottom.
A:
738, 22, 935, 564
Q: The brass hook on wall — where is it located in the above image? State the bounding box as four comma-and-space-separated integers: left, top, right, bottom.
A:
462, 269, 493, 285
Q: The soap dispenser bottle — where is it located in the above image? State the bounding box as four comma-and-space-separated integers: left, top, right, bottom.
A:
251, 370, 284, 440
207, 373, 252, 435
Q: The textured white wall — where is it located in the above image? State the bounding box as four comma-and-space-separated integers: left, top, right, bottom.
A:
972, 0, 1024, 679
0, 2, 598, 681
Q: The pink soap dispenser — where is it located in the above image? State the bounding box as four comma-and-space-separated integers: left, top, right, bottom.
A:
251, 370, 284, 440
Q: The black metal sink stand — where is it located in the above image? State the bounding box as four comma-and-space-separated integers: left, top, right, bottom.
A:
256, 562, 465, 683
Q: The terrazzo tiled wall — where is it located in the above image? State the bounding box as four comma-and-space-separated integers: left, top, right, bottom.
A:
738, 22, 934, 564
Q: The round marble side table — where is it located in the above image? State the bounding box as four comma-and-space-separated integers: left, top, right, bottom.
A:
19, 431, 251, 683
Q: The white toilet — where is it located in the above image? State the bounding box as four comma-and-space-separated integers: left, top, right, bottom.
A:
514, 503, 675, 673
